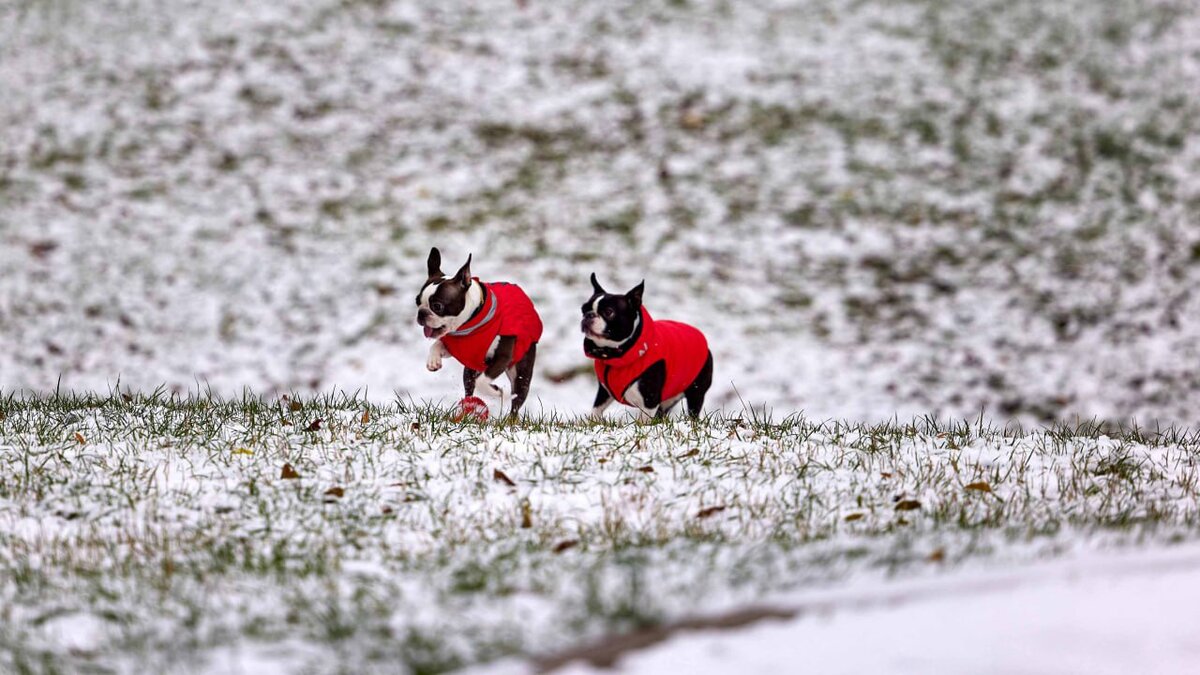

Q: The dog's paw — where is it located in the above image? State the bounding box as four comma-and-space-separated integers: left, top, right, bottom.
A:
474, 376, 503, 399
426, 346, 444, 372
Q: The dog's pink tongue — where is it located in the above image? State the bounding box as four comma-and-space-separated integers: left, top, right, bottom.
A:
423, 326, 434, 339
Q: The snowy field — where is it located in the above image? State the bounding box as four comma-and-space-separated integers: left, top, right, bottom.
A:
2, 394, 1199, 672
4, 0, 1200, 673
3, 0, 1200, 423
490, 545, 1200, 675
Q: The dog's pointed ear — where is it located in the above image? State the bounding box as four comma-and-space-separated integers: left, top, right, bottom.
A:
590, 272, 606, 296
453, 254, 473, 287
427, 247, 443, 279
626, 280, 645, 308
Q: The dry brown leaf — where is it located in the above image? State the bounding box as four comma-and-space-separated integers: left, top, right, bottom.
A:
323, 486, 345, 500
677, 448, 700, 459
288, 400, 303, 412
520, 499, 533, 528
280, 463, 300, 480
304, 418, 323, 432
636, 465, 655, 474
844, 512, 865, 522
680, 110, 706, 130
493, 469, 516, 487
965, 481, 993, 493
410, 422, 420, 432
894, 499, 922, 511
696, 505, 727, 519
553, 540, 578, 554
74, 432, 86, 444
361, 409, 371, 424
928, 548, 946, 563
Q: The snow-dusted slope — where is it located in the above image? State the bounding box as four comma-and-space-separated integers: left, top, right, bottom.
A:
3, 0, 1200, 423
490, 546, 1200, 675
2, 396, 1198, 672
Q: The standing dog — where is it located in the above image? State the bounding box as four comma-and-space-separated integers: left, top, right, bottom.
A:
581, 274, 713, 419
416, 248, 543, 418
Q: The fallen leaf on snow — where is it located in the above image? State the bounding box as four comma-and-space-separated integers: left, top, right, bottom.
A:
553, 540, 578, 554
844, 512, 865, 522
965, 481, 993, 493
696, 505, 727, 519
280, 463, 300, 480
493, 469, 516, 487
74, 432, 86, 444
894, 499, 922, 511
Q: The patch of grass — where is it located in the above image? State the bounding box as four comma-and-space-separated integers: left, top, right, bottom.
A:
1, 391, 1199, 670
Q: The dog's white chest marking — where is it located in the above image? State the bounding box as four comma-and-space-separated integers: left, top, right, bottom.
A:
486, 336, 500, 360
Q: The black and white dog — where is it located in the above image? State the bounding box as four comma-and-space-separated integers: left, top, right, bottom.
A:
581, 274, 713, 419
416, 248, 543, 418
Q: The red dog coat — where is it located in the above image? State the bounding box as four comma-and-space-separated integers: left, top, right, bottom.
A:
588, 306, 709, 405
441, 281, 543, 372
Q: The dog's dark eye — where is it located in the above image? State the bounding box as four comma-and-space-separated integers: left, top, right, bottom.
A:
431, 301, 444, 313
601, 307, 614, 319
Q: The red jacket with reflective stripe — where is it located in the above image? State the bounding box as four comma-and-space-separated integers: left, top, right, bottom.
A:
441, 281, 543, 372
588, 307, 709, 405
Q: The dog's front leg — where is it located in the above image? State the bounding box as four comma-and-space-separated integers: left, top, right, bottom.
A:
426, 340, 448, 371
590, 384, 614, 420
475, 336, 516, 403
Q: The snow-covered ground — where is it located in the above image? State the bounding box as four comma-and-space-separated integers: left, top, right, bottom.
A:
3, 0, 1200, 424
5, 1, 1200, 672
2, 396, 1198, 672
498, 545, 1200, 675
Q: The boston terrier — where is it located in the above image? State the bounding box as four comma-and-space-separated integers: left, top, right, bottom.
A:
581, 273, 713, 419
416, 247, 543, 418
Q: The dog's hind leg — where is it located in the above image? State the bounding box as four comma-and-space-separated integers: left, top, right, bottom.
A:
683, 351, 714, 418
505, 343, 537, 419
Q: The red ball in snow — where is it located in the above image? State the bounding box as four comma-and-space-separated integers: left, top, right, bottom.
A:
454, 396, 490, 422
